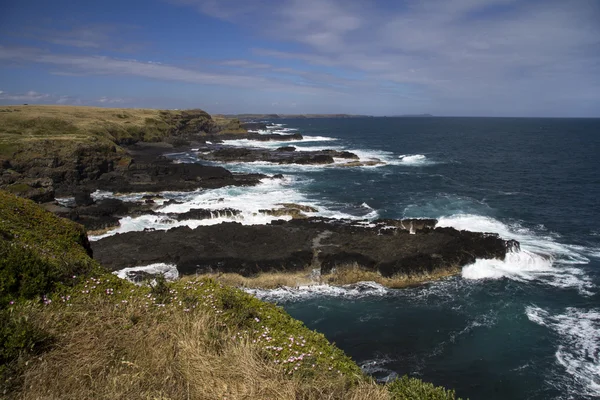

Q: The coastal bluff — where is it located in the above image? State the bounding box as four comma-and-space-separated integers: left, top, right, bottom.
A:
0, 105, 247, 201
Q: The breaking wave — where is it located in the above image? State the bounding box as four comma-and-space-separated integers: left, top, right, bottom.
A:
397, 154, 435, 166
436, 214, 595, 295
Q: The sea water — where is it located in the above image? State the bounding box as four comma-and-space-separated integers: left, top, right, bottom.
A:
97, 117, 600, 399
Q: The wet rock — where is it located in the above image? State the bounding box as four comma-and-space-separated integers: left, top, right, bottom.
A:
241, 122, 268, 131
197, 147, 341, 165
173, 208, 241, 221
74, 189, 94, 206
320, 150, 359, 159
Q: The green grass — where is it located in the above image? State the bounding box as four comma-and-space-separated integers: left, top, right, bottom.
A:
0, 191, 100, 306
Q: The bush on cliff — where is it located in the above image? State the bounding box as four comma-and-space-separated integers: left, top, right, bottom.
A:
0, 191, 99, 306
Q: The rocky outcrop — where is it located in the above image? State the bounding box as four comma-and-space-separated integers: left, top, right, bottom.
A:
92, 218, 518, 278
173, 208, 241, 221
45, 197, 138, 232
2, 178, 55, 203
87, 156, 265, 194
241, 122, 268, 131
259, 203, 319, 219
196, 146, 363, 166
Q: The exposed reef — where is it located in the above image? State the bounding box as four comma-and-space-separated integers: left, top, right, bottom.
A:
92, 217, 519, 281
195, 144, 383, 167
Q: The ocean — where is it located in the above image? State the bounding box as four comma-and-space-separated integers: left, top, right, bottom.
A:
95, 117, 600, 399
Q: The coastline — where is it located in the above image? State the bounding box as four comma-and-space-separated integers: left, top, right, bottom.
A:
1, 105, 519, 398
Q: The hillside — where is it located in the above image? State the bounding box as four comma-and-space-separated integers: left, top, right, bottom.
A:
0, 191, 461, 399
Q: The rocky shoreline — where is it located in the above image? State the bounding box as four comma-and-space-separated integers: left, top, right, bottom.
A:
2, 110, 519, 287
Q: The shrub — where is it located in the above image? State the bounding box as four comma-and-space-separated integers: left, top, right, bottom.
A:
0, 242, 56, 306
0, 307, 51, 367
387, 376, 462, 399
0, 191, 100, 306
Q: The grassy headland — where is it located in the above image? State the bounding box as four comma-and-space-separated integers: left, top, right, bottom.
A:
0, 105, 246, 199
0, 191, 462, 399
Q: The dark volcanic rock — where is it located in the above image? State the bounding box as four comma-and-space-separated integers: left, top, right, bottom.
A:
63, 198, 131, 231
277, 146, 296, 152
92, 218, 516, 278
173, 208, 241, 221
88, 156, 265, 193
74, 189, 95, 206
320, 150, 360, 160
241, 122, 268, 131
197, 147, 357, 166
246, 133, 303, 142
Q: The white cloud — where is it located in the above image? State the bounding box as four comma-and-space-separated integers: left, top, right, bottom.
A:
0, 90, 50, 102
0, 45, 347, 96
98, 96, 126, 104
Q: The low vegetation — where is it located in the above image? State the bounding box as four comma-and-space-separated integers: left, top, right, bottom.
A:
0, 191, 463, 399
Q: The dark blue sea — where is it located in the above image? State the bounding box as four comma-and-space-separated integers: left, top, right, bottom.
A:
101, 117, 600, 399
224, 117, 600, 400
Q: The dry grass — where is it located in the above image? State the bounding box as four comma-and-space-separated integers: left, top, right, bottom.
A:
190, 263, 460, 290
323, 264, 461, 288
0, 105, 167, 136
192, 268, 317, 289
16, 287, 390, 400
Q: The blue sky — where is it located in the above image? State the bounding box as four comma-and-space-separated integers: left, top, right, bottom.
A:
1, 0, 599, 116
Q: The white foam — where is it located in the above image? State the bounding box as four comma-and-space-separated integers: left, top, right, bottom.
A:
221, 135, 337, 149
437, 214, 594, 295
526, 305, 600, 397
89, 178, 310, 240
272, 127, 299, 133
113, 263, 179, 283
245, 281, 389, 302
397, 154, 435, 166
461, 251, 554, 281
55, 196, 75, 207
88, 177, 377, 241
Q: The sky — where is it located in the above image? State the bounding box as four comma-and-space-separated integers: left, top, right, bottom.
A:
0, 0, 599, 117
